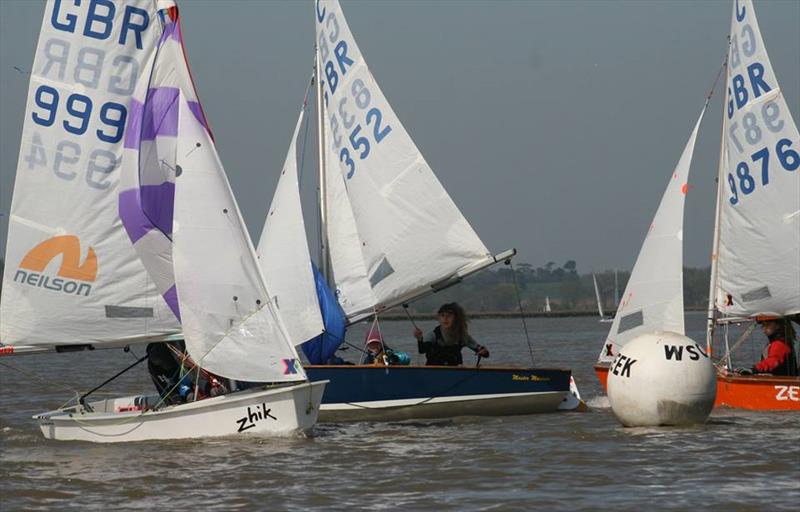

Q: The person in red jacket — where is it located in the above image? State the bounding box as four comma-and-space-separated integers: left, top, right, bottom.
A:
752, 318, 798, 376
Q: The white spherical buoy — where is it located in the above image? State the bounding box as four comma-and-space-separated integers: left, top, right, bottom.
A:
607, 331, 716, 427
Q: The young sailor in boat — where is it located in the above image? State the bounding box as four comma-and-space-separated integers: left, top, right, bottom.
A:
751, 318, 798, 377
362, 325, 410, 366
363, 327, 388, 365
146, 341, 186, 405
414, 303, 490, 366
147, 342, 230, 405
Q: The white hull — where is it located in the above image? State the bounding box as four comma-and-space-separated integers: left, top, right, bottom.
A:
35, 381, 327, 443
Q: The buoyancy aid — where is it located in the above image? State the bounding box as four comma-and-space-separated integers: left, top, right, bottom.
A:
419, 326, 464, 366
146, 341, 185, 403
756, 337, 797, 376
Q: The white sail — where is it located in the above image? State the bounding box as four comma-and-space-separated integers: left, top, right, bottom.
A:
256, 108, 324, 346
593, 273, 606, 318
118, 6, 198, 324
321, 92, 378, 319
1, 0, 180, 347
115, 10, 306, 383
315, 0, 497, 323
544, 296, 552, 313
173, 93, 305, 383
715, 0, 800, 318
599, 108, 706, 363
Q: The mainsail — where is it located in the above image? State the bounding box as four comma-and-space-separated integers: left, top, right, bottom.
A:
714, 0, 800, 319
1, 0, 180, 347
315, 0, 504, 323
599, 108, 706, 363
120, 7, 305, 383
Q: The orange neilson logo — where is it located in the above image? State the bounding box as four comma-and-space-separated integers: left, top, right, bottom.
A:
19, 235, 97, 282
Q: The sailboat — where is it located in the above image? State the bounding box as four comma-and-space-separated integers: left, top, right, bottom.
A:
0, 0, 325, 442
595, 0, 799, 412
593, 273, 613, 323
705, 0, 799, 410
254, 0, 581, 421
544, 296, 553, 314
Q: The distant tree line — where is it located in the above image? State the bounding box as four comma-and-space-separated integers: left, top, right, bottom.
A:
409, 260, 712, 314
0, 257, 711, 314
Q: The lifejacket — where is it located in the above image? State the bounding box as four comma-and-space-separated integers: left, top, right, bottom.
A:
146, 341, 185, 403
786, 349, 799, 377
419, 326, 464, 366
759, 338, 797, 376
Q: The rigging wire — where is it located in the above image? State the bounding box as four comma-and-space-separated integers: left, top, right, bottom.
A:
296, 65, 316, 185
402, 304, 424, 365
0, 360, 80, 397
704, 39, 729, 105
78, 354, 148, 410
506, 259, 535, 366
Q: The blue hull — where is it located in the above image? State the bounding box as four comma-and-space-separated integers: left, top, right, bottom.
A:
305, 365, 572, 422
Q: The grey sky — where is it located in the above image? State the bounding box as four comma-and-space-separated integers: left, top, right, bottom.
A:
1, 0, 798, 274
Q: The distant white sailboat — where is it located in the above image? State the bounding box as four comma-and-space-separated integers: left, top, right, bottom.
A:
593, 272, 613, 323
544, 296, 552, 313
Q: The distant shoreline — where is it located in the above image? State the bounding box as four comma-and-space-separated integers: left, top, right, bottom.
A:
379, 307, 707, 321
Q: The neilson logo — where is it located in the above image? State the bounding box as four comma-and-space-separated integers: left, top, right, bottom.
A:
14, 235, 97, 296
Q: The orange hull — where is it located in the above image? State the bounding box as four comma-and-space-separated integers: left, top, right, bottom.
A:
593, 363, 799, 411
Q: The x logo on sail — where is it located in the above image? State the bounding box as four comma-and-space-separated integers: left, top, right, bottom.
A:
282, 358, 300, 375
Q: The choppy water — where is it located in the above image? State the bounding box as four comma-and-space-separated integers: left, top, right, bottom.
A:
1, 313, 798, 510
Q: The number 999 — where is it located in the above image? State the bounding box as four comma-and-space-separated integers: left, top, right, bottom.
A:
31, 85, 127, 145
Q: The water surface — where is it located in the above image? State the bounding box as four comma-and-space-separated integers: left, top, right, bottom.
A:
1, 313, 797, 510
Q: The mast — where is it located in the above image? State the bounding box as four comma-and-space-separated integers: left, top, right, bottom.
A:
705, 55, 729, 354
705, 112, 727, 353
314, 49, 331, 285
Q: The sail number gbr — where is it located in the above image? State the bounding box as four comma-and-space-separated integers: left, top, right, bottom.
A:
317, 3, 393, 180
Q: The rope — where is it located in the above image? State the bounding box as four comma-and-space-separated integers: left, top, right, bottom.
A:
705, 41, 729, 105
506, 259, 535, 366
78, 354, 148, 410
297, 64, 316, 185
401, 304, 420, 330
402, 304, 424, 365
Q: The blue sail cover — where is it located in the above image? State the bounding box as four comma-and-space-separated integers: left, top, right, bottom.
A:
302, 265, 346, 364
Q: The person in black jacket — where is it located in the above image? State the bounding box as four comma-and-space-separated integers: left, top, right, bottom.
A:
413, 303, 489, 366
